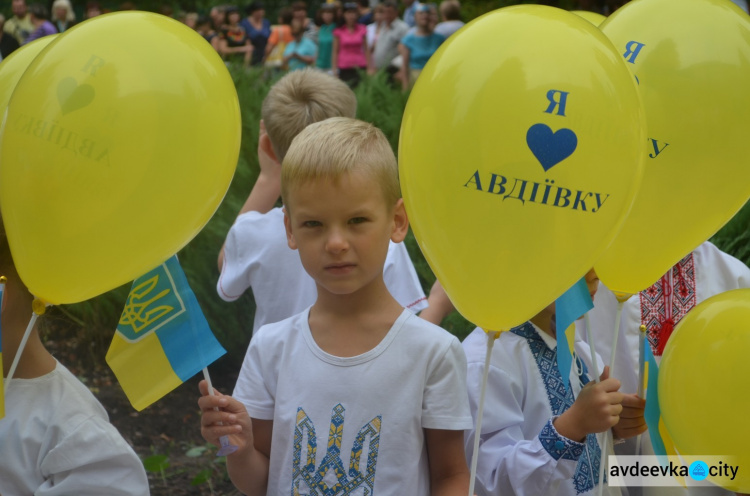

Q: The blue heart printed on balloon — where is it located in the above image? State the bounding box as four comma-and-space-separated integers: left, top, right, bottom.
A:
526, 123, 578, 171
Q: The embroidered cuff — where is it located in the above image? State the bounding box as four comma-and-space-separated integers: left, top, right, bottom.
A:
538, 417, 586, 461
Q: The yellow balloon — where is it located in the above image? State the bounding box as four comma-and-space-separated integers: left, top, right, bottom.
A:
659, 289, 750, 493
399, 5, 645, 331
571, 10, 606, 26
595, 0, 750, 295
0, 12, 240, 304
0, 36, 57, 120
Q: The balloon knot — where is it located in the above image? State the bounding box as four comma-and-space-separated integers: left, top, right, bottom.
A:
32, 298, 49, 315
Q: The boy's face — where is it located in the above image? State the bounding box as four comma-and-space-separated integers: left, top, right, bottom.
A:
284, 171, 408, 297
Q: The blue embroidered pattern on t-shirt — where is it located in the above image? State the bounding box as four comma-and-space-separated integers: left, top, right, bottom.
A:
511, 323, 601, 494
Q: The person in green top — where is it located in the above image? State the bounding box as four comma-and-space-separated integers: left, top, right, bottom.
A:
315, 3, 338, 72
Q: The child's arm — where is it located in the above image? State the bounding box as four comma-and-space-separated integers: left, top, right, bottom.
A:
419, 279, 455, 325
198, 381, 271, 496
218, 119, 281, 270
553, 367, 624, 442
398, 42, 410, 90
425, 428, 470, 496
467, 357, 592, 495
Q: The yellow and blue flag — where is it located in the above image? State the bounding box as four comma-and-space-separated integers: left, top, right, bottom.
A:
1, 278, 5, 419
644, 344, 680, 459
106, 256, 226, 411
555, 277, 594, 389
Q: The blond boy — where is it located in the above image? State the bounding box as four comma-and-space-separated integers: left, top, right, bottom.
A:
201, 118, 473, 495
216, 69, 428, 334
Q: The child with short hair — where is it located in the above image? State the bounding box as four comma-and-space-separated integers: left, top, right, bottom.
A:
216, 69, 427, 335
463, 270, 646, 496
200, 117, 473, 495
0, 216, 149, 495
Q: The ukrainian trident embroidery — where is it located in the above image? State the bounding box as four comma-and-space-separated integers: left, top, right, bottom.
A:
511, 323, 601, 494
292, 404, 382, 495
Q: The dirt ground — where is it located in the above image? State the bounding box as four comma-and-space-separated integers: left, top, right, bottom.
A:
50, 337, 243, 496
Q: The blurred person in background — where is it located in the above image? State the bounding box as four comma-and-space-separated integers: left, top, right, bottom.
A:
241, 2, 271, 66
51, 0, 75, 33
219, 6, 253, 68
196, 15, 221, 51
84, 1, 103, 20
283, 17, 317, 71
398, 3, 444, 89
264, 7, 294, 73
209, 5, 226, 31
315, 3, 338, 73
0, 14, 21, 61
366, 3, 385, 51
358, 0, 373, 24
368, 0, 408, 82
25, 3, 57, 45
332, 2, 369, 86
434, 0, 463, 38
292, 1, 318, 42
4, 0, 34, 45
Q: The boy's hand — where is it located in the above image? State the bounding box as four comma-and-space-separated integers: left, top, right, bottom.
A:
554, 366, 623, 442
198, 380, 253, 454
612, 394, 647, 439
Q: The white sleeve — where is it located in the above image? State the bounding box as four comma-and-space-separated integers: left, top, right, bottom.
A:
465, 362, 581, 496
233, 328, 277, 420
698, 241, 750, 292
217, 213, 263, 302
422, 338, 473, 430
37, 416, 149, 496
383, 241, 428, 313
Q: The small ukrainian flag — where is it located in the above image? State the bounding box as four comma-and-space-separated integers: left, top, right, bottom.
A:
106, 256, 226, 411
555, 277, 594, 389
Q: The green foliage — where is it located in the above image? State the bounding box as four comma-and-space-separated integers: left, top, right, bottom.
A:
143, 454, 170, 473
711, 201, 750, 268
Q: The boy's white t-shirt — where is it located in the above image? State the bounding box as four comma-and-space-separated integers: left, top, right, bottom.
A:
0, 361, 149, 496
234, 308, 473, 495
217, 207, 428, 333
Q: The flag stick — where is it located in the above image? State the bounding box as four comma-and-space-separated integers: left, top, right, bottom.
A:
597, 297, 626, 496
635, 325, 647, 455
468, 330, 500, 496
202, 367, 239, 456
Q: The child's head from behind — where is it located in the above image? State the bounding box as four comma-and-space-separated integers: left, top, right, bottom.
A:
261, 69, 357, 162
281, 117, 400, 210
281, 118, 407, 296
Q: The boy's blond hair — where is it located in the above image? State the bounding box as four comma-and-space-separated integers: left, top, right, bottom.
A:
281, 117, 400, 208
262, 69, 357, 162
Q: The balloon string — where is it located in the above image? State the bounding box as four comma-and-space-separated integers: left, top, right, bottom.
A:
584, 313, 600, 384
597, 299, 624, 496
4, 312, 39, 389
468, 330, 500, 496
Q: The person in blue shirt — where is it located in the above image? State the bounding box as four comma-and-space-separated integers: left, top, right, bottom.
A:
283, 18, 317, 71
397, 3, 444, 89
